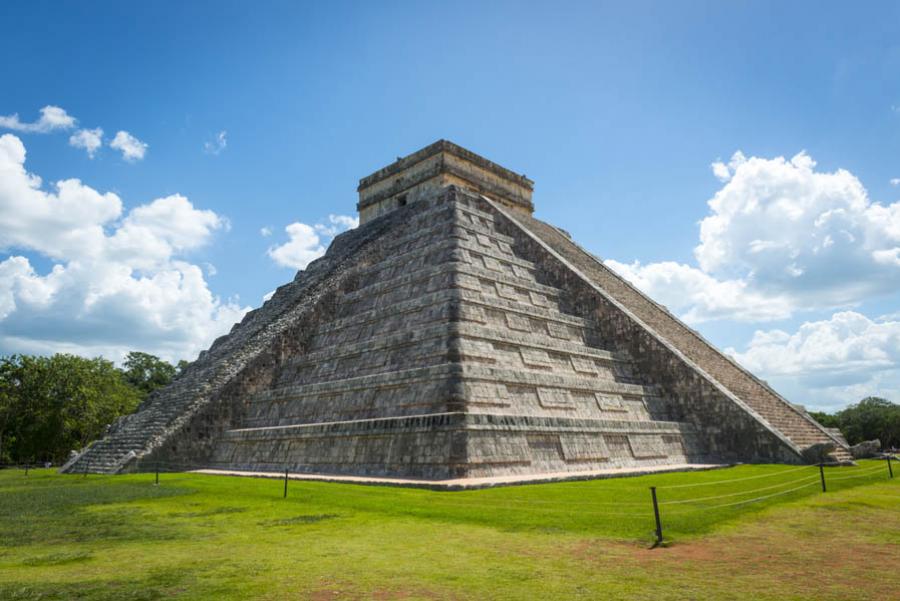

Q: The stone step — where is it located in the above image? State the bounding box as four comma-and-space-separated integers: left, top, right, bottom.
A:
492, 197, 853, 462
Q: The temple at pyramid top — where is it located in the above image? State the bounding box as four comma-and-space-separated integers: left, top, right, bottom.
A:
357, 139, 534, 223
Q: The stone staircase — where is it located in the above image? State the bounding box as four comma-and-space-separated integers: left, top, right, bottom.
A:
62, 203, 417, 474
63, 388, 201, 472
492, 199, 852, 464
208, 192, 707, 478
63, 182, 849, 478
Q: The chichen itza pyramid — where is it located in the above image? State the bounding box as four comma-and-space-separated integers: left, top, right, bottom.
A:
64, 140, 851, 482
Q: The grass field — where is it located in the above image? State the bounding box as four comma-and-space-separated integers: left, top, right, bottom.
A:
0, 461, 897, 600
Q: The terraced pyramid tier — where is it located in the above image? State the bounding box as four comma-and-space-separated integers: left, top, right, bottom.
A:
65, 141, 849, 479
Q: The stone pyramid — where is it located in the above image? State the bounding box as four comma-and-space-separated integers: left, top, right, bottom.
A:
64, 140, 851, 480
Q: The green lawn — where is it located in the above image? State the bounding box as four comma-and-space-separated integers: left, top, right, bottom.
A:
0, 461, 897, 600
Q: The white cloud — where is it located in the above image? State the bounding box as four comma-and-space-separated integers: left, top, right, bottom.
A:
612, 150, 900, 323
711, 161, 731, 182
891, 178, 900, 186
728, 311, 900, 410
696, 151, 900, 304
260, 226, 272, 237
605, 259, 793, 324
0, 105, 76, 133
204, 130, 227, 155
314, 214, 360, 237
708, 151, 746, 183
331, 214, 359, 229
110, 130, 148, 162
267, 223, 325, 270
0, 134, 122, 261
68, 127, 103, 158
268, 214, 357, 270
0, 133, 248, 363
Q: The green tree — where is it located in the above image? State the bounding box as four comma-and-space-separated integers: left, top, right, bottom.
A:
122, 351, 178, 398
835, 397, 900, 448
809, 410, 840, 429
0, 354, 142, 464
0, 359, 19, 463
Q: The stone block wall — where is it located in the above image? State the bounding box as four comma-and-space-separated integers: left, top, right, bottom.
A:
481, 195, 812, 464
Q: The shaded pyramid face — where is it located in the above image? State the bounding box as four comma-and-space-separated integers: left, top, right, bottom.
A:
211, 189, 704, 479
65, 142, 849, 479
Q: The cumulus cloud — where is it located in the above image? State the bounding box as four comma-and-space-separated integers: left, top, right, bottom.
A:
260, 226, 272, 237
267, 223, 325, 270
110, 130, 148, 162
267, 214, 358, 270
605, 259, 793, 323
68, 127, 103, 158
727, 311, 900, 410
891, 178, 900, 186
610, 150, 900, 323
204, 130, 227, 155
695, 151, 900, 303
314, 214, 359, 237
0, 105, 76, 133
0, 133, 248, 363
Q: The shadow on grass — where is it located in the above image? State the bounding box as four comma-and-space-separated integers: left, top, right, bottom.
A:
259, 513, 341, 527
0, 475, 192, 547
170, 506, 247, 519
21, 550, 93, 567
0, 565, 206, 601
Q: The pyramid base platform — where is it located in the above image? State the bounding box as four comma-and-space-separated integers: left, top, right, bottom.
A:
190, 462, 730, 491
198, 412, 714, 481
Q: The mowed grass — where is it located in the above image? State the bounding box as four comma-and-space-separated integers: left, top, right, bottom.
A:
0, 461, 897, 600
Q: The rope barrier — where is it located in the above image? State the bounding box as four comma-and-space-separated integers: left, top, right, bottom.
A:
46, 458, 891, 524
825, 465, 886, 482
657, 464, 812, 489
659, 473, 821, 505
700, 480, 821, 510
14, 456, 893, 549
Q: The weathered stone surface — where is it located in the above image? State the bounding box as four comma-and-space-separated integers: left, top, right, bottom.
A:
825, 427, 849, 447
357, 140, 534, 224
850, 439, 881, 459
487, 198, 851, 464
801, 442, 837, 464
64, 140, 851, 479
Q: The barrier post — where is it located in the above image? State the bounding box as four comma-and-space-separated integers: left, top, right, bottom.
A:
888, 455, 894, 479
819, 464, 826, 492
24, 463, 29, 477
283, 468, 289, 499
83, 460, 90, 478
650, 486, 663, 547
155, 463, 160, 486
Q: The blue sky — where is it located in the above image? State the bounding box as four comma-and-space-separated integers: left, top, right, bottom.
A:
1, 1, 899, 411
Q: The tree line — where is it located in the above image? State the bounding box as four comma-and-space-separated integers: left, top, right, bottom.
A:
1, 351, 897, 465
809, 397, 899, 450
0, 352, 186, 465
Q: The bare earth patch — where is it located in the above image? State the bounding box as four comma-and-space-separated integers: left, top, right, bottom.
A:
569, 491, 900, 600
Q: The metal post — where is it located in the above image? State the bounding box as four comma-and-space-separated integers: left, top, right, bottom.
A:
24, 463, 29, 477
819, 463, 826, 492
650, 486, 663, 547
155, 463, 159, 486
84, 460, 90, 478
283, 468, 289, 499
888, 455, 894, 479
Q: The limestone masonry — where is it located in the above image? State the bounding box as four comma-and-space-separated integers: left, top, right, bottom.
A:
63, 140, 852, 481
